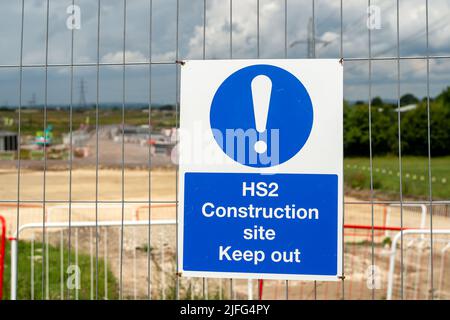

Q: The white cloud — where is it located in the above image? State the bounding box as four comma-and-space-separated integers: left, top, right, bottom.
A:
0, 0, 449, 103
101, 50, 147, 63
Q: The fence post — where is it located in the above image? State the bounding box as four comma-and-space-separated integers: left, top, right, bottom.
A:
10, 237, 18, 300
0, 215, 6, 300
387, 230, 404, 300
247, 279, 253, 300
438, 243, 450, 297
420, 204, 427, 230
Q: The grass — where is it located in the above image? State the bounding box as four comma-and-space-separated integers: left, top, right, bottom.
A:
165, 274, 229, 300
1, 240, 118, 300
344, 156, 450, 200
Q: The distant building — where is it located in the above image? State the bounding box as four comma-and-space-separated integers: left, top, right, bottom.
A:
63, 130, 90, 147
394, 104, 417, 113
113, 125, 151, 143
152, 128, 177, 155
0, 131, 18, 151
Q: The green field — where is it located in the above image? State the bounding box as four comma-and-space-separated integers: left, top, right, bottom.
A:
0, 107, 176, 143
344, 156, 450, 200
1, 240, 118, 300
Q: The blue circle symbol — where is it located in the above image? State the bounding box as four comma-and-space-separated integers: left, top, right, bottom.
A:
210, 64, 314, 167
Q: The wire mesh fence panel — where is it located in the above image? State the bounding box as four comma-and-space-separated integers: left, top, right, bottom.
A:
387, 231, 450, 300
0, 204, 45, 236
0, 215, 6, 300
3, 204, 450, 300
6, 220, 239, 300
0, 0, 449, 300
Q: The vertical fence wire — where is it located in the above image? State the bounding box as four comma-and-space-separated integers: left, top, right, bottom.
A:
31, 233, 34, 299
60, 230, 64, 299
203, 0, 206, 60
147, 0, 153, 301
339, 0, 345, 301
311, 0, 317, 300
229, 0, 233, 299
90, 228, 94, 299
425, 0, 434, 300
230, 0, 232, 59
284, 0, 289, 301
119, 0, 127, 300
257, 0, 260, 59
42, 0, 50, 300
75, 228, 79, 299
247, 0, 260, 301
15, 2, 25, 301
284, 0, 288, 59
395, 0, 405, 300
175, 0, 180, 300
104, 228, 108, 299
256, 0, 261, 301
95, 0, 102, 300
67, 0, 75, 301
367, 0, 375, 301
202, 0, 207, 300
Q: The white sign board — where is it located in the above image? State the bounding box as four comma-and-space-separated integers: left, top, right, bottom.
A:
178, 59, 343, 281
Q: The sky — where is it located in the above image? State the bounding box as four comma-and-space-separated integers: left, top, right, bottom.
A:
0, 0, 450, 106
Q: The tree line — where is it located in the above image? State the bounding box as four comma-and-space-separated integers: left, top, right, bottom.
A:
344, 87, 450, 156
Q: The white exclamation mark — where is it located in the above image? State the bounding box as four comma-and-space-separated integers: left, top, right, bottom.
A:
251, 75, 272, 154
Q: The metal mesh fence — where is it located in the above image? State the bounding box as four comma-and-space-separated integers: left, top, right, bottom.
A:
0, 0, 449, 300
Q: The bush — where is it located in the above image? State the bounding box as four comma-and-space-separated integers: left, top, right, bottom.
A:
344, 88, 450, 156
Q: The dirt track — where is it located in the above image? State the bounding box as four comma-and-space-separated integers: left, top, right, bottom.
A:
2, 168, 449, 233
